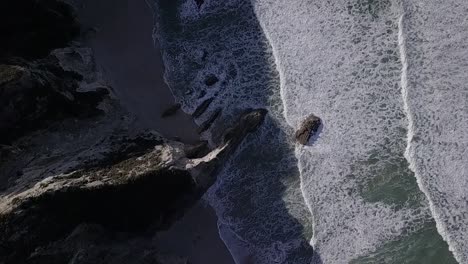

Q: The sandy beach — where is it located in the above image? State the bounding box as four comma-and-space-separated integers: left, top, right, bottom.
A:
74, 0, 235, 263
155, 202, 235, 264
76, 0, 199, 143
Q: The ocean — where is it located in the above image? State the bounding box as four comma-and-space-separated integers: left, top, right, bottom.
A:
152, 0, 467, 263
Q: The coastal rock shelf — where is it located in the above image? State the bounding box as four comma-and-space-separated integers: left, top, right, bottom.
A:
0, 109, 266, 263
0, 56, 109, 145
0, 0, 266, 263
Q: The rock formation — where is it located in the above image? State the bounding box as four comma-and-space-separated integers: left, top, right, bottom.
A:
0, 0, 268, 263
295, 114, 322, 145
0, 109, 266, 263
0, 56, 108, 145
204, 74, 219, 86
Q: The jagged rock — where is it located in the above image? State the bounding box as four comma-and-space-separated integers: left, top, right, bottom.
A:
295, 114, 322, 145
192, 97, 214, 118
0, 109, 267, 263
161, 103, 181, 118
0, 54, 109, 145
197, 108, 222, 133
0, 65, 25, 86
204, 74, 219, 86
184, 140, 210, 159
0, 0, 269, 262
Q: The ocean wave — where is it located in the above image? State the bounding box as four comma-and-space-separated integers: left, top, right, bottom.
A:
152, 0, 464, 263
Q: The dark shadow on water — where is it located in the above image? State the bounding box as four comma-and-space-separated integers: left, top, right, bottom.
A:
157, 0, 322, 263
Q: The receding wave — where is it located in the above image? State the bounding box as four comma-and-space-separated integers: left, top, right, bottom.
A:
153, 0, 466, 263
401, 1, 468, 263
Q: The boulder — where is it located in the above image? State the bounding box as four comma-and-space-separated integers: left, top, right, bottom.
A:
184, 140, 210, 159
192, 97, 214, 118
295, 114, 322, 145
204, 74, 219, 86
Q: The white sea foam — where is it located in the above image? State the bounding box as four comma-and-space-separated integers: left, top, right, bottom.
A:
156, 1, 316, 263
252, 0, 435, 262
154, 0, 466, 262
401, 1, 468, 262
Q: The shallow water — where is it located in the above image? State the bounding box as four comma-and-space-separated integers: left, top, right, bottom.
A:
401, 1, 468, 262
153, 0, 466, 263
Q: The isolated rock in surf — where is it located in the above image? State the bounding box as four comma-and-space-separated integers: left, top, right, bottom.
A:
204, 74, 219, 86
295, 114, 322, 145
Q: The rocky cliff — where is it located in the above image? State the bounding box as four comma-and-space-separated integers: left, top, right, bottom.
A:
0, 1, 267, 263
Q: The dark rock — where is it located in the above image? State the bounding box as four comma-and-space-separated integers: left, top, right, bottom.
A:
204, 74, 219, 86
0, 109, 267, 263
223, 108, 268, 143
0, 56, 109, 145
197, 90, 207, 99
82, 133, 163, 170
295, 114, 322, 145
184, 140, 210, 159
0, 65, 24, 86
161, 103, 181, 118
197, 108, 222, 134
201, 50, 208, 61
192, 97, 214, 118
0, 0, 271, 262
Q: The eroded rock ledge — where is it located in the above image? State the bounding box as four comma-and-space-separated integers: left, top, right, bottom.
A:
0, 109, 266, 263
0, 0, 268, 263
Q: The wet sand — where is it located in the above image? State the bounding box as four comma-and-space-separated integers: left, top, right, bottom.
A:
74, 1, 235, 263
75, 0, 199, 143
155, 202, 235, 264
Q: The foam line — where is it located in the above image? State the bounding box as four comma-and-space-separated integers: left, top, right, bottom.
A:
397, 10, 460, 263
252, 2, 316, 248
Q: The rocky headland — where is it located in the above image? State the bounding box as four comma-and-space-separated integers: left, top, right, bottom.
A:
0, 0, 266, 263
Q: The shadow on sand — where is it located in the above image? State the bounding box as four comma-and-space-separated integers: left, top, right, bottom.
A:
157, 0, 323, 263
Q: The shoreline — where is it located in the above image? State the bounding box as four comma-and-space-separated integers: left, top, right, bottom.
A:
75, 0, 199, 143
155, 201, 235, 264
73, 0, 235, 263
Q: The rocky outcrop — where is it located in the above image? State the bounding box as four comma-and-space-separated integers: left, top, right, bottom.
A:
295, 114, 322, 145
192, 97, 214, 118
204, 74, 219, 86
184, 140, 210, 159
0, 56, 109, 145
0, 0, 268, 263
0, 109, 267, 263
197, 108, 222, 133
